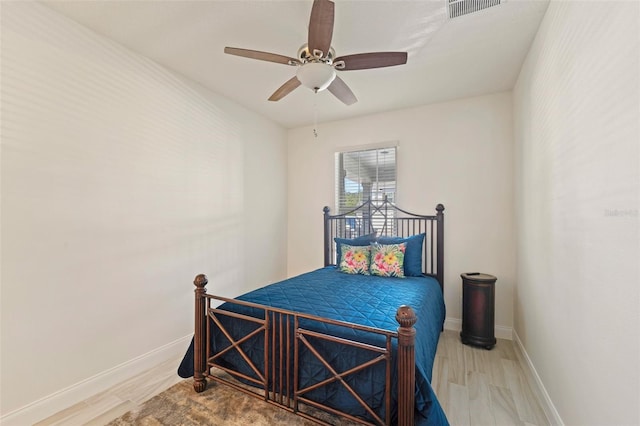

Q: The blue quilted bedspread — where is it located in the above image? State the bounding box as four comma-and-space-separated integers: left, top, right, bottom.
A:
178, 267, 448, 425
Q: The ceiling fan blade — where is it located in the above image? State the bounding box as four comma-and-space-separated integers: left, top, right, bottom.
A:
333, 52, 408, 71
328, 76, 357, 106
268, 76, 302, 101
224, 47, 299, 66
308, 0, 334, 58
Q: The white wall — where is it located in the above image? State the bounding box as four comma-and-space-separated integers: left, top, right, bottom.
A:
287, 92, 515, 333
513, 1, 639, 424
0, 2, 287, 419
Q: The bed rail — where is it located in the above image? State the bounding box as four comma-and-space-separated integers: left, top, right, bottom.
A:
324, 198, 445, 293
193, 274, 416, 426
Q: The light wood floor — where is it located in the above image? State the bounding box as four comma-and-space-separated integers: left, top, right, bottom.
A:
37, 330, 549, 425
433, 330, 548, 426
34, 357, 184, 426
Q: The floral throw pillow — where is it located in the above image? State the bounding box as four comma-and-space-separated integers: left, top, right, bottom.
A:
339, 244, 371, 275
370, 243, 406, 278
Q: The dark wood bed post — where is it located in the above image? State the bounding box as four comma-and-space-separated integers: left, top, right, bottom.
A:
436, 204, 445, 293
323, 206, 331, 267
193, 274, 208, 393
396, 305, 417, 426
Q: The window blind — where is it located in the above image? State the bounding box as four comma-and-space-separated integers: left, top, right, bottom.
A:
334, 147, 397, 236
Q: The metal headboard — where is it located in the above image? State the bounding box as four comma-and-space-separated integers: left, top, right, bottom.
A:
323, 198, 445, 293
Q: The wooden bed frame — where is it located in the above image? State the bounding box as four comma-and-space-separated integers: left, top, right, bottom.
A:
192, 199, 445, 426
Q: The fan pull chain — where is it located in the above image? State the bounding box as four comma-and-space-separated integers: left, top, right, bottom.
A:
313, 97, 319, 138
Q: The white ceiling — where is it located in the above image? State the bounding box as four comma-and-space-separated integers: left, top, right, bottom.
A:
43, 0, 549, 129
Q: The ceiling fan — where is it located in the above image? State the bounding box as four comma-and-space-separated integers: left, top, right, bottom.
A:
224, 0, 408, 106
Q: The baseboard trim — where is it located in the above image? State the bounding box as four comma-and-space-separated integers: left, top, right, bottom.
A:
444, 317, 513, 340
512, 331, 564, 425
1, 334, 192, 426
443, 317, 462, 333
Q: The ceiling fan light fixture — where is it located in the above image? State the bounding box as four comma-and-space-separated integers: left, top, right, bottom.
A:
296, 62, 336, 92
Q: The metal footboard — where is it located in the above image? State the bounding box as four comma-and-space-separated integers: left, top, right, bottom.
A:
192, 274, 417, 426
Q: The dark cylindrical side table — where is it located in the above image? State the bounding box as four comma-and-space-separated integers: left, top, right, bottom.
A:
460, 273, 497, 350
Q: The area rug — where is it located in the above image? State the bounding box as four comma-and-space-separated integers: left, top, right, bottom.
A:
107, 378, 358, 425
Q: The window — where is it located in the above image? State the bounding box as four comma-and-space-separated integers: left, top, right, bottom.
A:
335, 146, 397, 236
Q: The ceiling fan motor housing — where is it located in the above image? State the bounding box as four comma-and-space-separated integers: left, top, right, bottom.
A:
297, 44, 336, 64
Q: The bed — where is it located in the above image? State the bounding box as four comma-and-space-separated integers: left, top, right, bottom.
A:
178, 198, 447, 425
